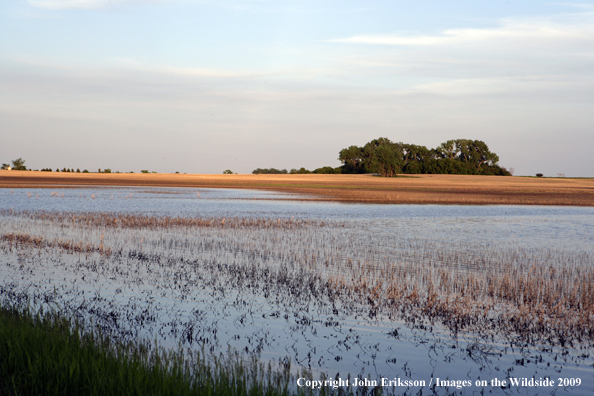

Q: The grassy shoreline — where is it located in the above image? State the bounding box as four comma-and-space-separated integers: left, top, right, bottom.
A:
0, 305, 297, 396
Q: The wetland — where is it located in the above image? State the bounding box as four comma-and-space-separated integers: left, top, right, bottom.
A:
1, 186, 593, 395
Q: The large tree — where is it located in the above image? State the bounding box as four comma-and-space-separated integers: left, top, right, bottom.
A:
401, 144, 431, 174
11, 158, 27, 171
435, 140, 459, 160
338, 145, 363, 169
360, 138, 404, 176
465, 140, 500, 173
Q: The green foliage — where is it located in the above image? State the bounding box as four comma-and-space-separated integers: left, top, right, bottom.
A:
141, 170, 149, 174
252, 168, 288, 175
435, 140, 458, 159
293, 168, 311, 174
11, 158, 27, 171
339, 138, 510, 177
83, 170, 89, 173
312, 166, 341, 174
362, 138, 403, 177
223, 170, 233, 174
0, 305, 295, 396
536, 173, 544, 177
338, 146, 363, 170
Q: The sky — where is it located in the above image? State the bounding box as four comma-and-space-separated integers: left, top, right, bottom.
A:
1, 0, 593, 176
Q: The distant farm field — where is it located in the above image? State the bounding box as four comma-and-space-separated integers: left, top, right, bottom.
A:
1, 171, 593, 206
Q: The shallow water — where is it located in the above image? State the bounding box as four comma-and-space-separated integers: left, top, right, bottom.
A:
1, 186, 593, 395
3, 187, 593, 251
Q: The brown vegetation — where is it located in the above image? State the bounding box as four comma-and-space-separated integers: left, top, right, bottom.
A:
1, 170, 593, 205
0, 209, 321, 230
1, 232, 112, 256
329, 262, 594, 347
5, 210, 594, 347
3, 209, 593, 347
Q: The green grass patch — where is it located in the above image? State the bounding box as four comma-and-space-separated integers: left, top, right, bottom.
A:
0, 305, 296, 396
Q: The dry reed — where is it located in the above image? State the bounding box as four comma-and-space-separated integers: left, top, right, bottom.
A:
1, 208, 593, 352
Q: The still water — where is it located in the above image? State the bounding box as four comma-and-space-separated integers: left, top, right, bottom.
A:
3, 186, 593, 251
1, 187, 593, 395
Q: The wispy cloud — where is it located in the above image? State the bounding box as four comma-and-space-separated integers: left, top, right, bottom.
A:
26, 0, 169, 10
28, 0, 121, 10
330, 14, 594, 47
7, 56, 311, 82
27, 0, 294, 11
323, 11, 594, 95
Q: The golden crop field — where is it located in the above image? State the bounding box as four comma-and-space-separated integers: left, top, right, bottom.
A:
1, 171, 593, 206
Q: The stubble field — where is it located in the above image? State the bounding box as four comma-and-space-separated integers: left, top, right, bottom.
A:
1, 171, 593, 206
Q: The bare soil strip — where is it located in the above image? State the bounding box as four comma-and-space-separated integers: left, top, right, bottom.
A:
1, 171, 593, 206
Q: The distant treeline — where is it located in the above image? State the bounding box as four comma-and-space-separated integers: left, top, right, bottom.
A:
1, 159, 144, 174
339, 138, 510, 176
253, 138, 510, 177
251, 167, 331, 175
40, 168, 89, 173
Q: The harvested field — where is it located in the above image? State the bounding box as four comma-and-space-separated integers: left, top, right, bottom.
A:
1, 171, 593, 206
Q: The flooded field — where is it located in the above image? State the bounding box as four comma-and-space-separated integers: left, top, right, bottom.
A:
1, 187, 593, 395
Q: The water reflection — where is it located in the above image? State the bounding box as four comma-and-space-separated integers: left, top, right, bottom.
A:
1, 186, 593, 395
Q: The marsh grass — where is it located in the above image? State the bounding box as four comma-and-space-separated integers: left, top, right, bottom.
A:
1, 208, 593, 385
1, 209, 593, 347
1, 232, 113, 256
0, 304, 296, 396
0, 304, 405, 396
0, 209, 322, 230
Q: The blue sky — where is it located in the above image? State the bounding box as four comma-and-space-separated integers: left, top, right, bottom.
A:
1, 1, 593, 176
